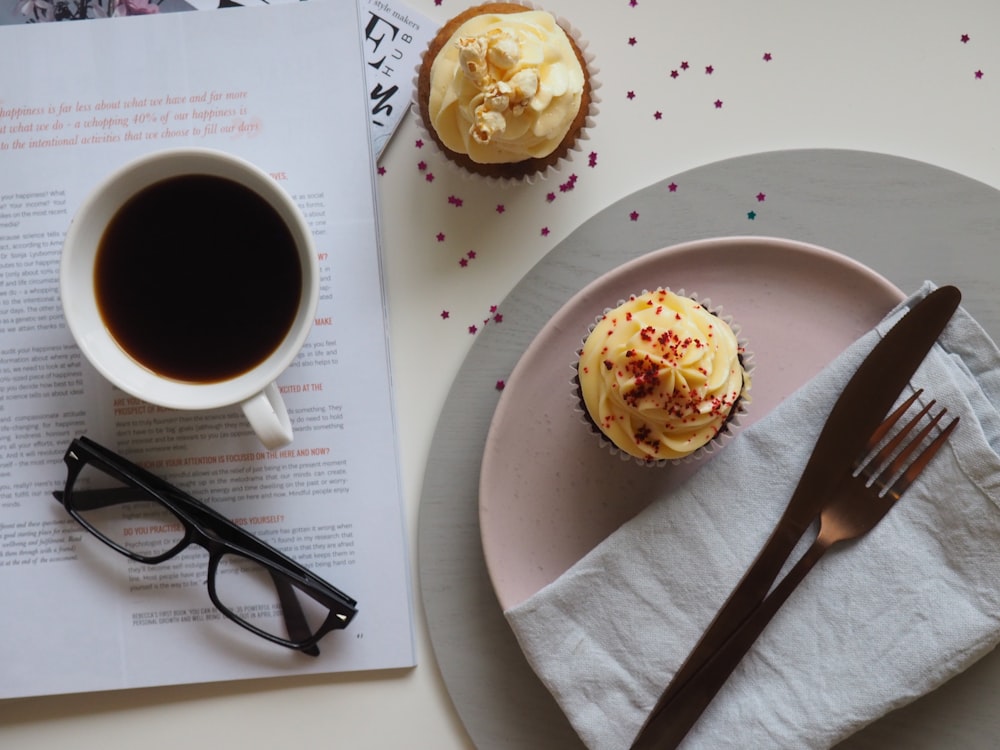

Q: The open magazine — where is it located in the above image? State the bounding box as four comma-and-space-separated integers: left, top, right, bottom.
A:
1, 0, 436, 159
0, 0, 415, 697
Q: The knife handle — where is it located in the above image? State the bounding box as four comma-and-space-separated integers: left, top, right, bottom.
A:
631, 539, 826, 749
630, 518, 807, 750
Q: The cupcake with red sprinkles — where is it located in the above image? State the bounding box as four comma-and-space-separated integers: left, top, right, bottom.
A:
575, 288, 751, 465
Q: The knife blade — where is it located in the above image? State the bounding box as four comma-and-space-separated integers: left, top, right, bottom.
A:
630, 284, 961, 750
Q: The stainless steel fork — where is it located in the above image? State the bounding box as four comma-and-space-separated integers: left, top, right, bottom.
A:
640, 389, 959, 749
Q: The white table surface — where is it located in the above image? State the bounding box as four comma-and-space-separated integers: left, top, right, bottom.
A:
4, 1, 1000, 747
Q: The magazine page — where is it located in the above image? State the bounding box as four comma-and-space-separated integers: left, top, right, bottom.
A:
0, 0, 413, 697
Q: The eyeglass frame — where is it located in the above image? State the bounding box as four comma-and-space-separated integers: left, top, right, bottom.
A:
53, 435, 358, 656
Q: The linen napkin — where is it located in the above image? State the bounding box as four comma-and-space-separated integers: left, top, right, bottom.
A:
505, 282, 1000, 750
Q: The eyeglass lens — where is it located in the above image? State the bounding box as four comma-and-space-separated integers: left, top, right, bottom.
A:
70, 459, 336, 646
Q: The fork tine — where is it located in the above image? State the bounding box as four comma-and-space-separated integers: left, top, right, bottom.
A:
866, 389, 924, 450
875, 399, 938, 468
882, 413, 959, 500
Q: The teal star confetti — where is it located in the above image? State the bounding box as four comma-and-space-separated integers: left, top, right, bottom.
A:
747, 210, 757, 220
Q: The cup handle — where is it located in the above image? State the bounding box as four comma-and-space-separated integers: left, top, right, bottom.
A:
241, 382, 293, 449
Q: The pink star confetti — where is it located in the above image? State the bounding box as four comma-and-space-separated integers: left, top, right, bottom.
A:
493, 312, 503, 323
377, 166, 386, 175
417, 160, 427, 171
680, 61, 689, 70
467, 250, 477, 259
654, 110, 663, 120
459, 257, 469, 267
436, 232, 445, 242
763, 52, 773, 61
588, 151, 598, 167
415, 139, 424, 148
961, 33, 970, 43
705, 65, 715, 74
668, 182, 678, 192
546, 191, 557, 202
448, 195, 464, 207
714, 99, 724, 108
756, 192, 766, 202
627, 90, 636, 100
495, 379, 506, 391
541, 227, 550, 237
670, 70, 679, 79
496, 204, 506, 214
425, 173, 435, 182
629, 0, 637, 6
629, 210, 640, 221
440, 310, 450, 319
468, 325, 478, 335
975, 69, 984, 79
628, 37, 637, 46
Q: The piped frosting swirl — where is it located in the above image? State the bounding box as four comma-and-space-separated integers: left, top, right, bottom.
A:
578, 289, 749, 462
427, 9, 585, 164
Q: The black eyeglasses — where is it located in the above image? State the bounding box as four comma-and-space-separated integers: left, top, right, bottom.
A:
53, 436, 358, 656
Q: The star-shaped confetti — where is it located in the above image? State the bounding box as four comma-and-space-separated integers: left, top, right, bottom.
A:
975, 69, 984, 79
541, 227, 550, 236
588, 152, 598, 167
628, 37, 637, 46
714, 99, 724, 109
467, 250, 477, 259
496, 204, 506, 214
756, 192, 766, 202
440, 310, 450, 319
546, 191, 557, 202
670, 70, 679, 79
415, 139, 424, 148
668, 182, 678, 192
961, 33, 970, 43
468, 325, 478, 335
654, 110, 663, 120
425, 173, 435, 182
436, 232, 445, 242
448, 195, 464, 207
680, 61, 689, 70
763, 52, 773, 61
705, 65, 714, 74
377, 166, 386, 175
459, 257, 469, 267
747, 210, 757, 220
629, 210, 640, 221
417, 160, 427, 171
627, 90, 636, 100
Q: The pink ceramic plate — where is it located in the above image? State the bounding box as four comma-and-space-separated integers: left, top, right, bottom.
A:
479, 236, 904, 611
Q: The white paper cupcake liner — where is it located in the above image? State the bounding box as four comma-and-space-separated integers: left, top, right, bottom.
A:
572, 288, 754, 468
410, 1, 601, 187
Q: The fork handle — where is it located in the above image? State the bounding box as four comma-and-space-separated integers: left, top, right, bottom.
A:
630, 539, 829, 750
630, 517, 810, 746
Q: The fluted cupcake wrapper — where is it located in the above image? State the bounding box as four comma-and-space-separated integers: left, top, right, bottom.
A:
572, 288, 754, 468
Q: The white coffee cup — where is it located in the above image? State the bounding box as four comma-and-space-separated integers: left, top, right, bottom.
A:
61, 148, 318, 450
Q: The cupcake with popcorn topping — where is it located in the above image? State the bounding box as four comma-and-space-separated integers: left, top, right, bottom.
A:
576, 288, 751, 465
416, 2, 595, 181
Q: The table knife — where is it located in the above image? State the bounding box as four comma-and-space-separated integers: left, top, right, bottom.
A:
630, 284, 961, 750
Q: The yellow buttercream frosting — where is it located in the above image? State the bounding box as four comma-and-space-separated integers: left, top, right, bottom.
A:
427, 10, 585, 164
578, 289, 749, 462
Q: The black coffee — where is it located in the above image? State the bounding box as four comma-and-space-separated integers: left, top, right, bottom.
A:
95, 174, 302, 383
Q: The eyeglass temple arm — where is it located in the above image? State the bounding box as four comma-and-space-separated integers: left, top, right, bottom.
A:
52, 487, 137, 511
269, 570, 321, 657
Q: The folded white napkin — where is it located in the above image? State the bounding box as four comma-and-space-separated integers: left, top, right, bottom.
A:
505, 282, 1000, 750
